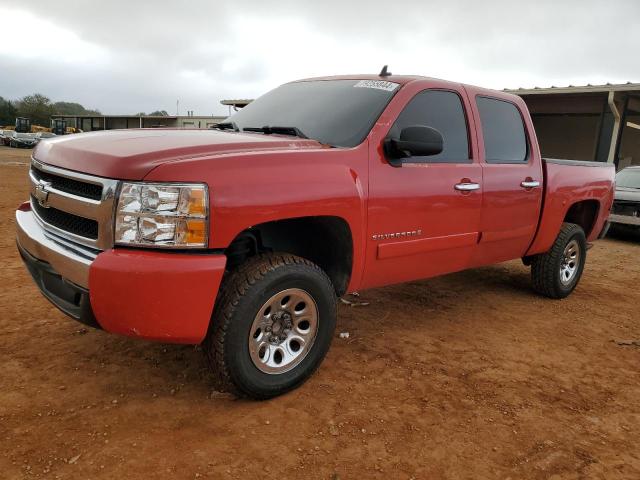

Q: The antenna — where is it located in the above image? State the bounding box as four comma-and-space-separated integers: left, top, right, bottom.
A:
379, 65, 391, 77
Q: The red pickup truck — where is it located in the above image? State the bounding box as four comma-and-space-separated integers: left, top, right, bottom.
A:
16, 73, 615, 399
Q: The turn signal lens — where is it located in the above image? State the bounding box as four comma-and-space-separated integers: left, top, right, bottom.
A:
184, 188, 206, 216
181, 219, 207, 245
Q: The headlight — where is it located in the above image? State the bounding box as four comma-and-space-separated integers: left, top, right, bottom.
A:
115, 182, 208, 248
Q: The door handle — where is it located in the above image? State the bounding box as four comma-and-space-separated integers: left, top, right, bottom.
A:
454, 182, 480, 191
520, 180, 540, 188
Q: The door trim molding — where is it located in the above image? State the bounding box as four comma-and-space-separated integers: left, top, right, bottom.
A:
377, 232, 479, 259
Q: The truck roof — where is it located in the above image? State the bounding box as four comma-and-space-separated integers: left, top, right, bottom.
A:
292, 74, 522, 102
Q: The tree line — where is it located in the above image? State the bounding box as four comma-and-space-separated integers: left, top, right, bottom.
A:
0, 94, 170, 127
0, 94, 101, 127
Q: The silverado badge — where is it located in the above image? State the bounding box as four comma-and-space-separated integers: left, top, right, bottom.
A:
372, 229, 422, 241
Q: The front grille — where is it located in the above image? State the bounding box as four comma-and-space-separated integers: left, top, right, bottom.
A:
31, 195, 99, 239
29, 159, 119, 250
612, 200, 639, 216
31, 166, 103, 200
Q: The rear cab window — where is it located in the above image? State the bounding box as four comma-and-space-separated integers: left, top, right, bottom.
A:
476, 96, 528, 164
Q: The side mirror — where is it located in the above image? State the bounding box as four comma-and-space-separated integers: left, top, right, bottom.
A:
384, 125, 444, 166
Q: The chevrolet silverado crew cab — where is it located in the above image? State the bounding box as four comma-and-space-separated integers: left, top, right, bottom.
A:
16, 73, 615, 399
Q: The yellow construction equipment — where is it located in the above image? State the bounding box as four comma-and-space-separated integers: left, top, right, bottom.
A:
31, 125, 52, 133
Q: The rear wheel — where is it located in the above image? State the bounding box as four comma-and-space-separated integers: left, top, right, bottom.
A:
203, 253, 337, 399
531, 222, 586, 299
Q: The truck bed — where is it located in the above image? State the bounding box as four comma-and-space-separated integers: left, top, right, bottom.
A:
526, 158, 615, 256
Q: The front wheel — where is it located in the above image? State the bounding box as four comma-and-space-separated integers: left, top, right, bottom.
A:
531, 222, 587, 299
203, 253, 337, 399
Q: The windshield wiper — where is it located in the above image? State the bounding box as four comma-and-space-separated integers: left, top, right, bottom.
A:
212, 121, 239, 132
242, 125, 308, 139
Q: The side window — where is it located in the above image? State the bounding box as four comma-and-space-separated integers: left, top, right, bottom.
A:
388, 90, 470, 163
476, 97, 528, 163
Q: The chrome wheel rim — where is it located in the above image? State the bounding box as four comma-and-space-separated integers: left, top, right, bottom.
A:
560, 239, 581, 285
248, 288, 319, 374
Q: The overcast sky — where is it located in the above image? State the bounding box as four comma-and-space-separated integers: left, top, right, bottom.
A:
1, 0, 638, 116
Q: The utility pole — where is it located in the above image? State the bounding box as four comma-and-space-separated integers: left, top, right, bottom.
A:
176, 100, 179, 116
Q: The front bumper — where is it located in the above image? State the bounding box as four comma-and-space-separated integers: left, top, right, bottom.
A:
16, 206, 93, 287
16, 205, 227, 344
18, 243, 101, 329
609, 213, 640, 227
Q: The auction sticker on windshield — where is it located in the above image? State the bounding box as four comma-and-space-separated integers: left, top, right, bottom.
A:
353, 80, 399, 92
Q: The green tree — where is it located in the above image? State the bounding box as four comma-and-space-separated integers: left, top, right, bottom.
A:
0, 96, 17, 126
16, 93, 54, 127
52, 101, 102, 116
133, 111, 169, 116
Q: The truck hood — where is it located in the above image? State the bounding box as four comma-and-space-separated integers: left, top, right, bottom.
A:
615, 186, 640, 202
33, 129, 324, 180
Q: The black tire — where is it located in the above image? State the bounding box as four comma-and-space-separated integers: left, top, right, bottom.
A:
203, 253, 337, 399
531, 222, 587, 299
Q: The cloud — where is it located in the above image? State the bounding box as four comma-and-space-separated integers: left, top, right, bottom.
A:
0, 7, 110, 64
0, 0, 638, 115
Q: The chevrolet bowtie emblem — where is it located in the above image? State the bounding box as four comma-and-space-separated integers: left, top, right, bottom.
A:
34, 180, 52, 208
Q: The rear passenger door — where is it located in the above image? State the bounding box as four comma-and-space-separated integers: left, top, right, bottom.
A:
471, 95, 543, 266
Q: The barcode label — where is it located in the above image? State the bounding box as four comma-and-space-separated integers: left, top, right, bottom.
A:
353, 80, 399, 92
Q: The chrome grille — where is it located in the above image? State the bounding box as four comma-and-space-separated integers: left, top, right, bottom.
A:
31, 195, 99, 239
29, 158, 119, 250
31, 166, 103, 200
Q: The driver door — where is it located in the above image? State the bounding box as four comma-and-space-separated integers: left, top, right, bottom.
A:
362, 88, 483, 289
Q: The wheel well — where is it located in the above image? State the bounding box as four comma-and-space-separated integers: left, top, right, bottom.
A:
564, 200, 599, 237
224, 216, 353, 296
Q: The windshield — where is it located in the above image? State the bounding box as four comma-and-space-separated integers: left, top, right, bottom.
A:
616, 168, 640, 189
226, 79, 400, 147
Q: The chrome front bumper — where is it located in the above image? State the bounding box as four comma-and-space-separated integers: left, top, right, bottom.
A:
16, 207, 96, 289
609, 213, 640, 227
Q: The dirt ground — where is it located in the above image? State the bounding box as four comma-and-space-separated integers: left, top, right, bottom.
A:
1, 145, 639, 480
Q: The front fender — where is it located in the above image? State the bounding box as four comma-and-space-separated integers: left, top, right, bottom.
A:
144, 145, 369, 290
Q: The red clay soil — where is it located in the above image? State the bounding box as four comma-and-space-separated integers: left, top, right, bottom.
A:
1, 146, 639, 479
